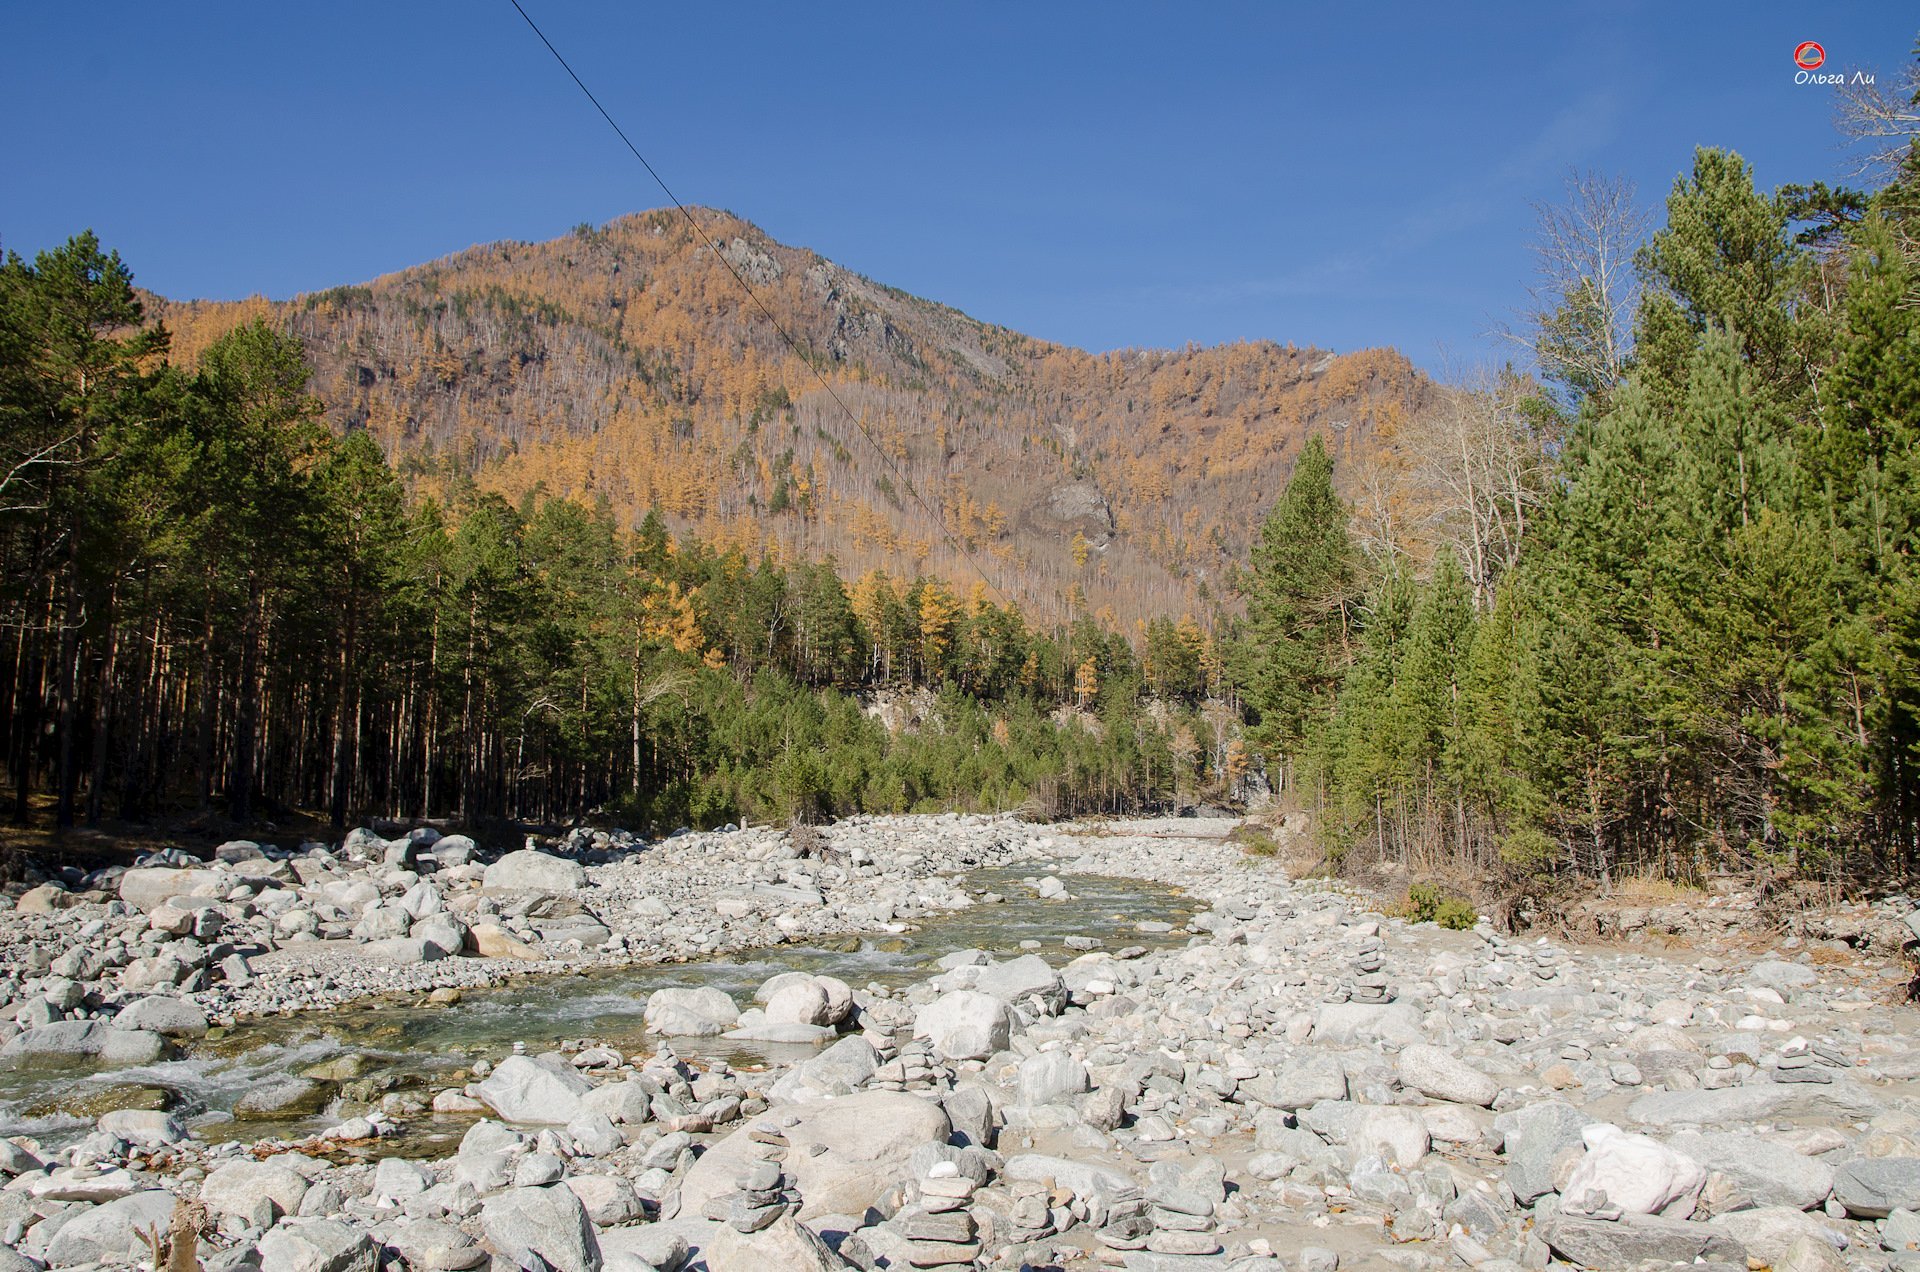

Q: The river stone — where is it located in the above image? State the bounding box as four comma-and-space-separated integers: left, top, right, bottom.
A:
1002, 1153, 1139, 1202
471, 923, 543, 960
0, 1019, 110, 1062
1017, 1050, 1090, 1107
477, 1055, 594, 1124
1708, 1206, 1850, 1267
1352, 1106, 1431, 1168
114, 994, 209, 1038
388, 1219, 486, 1271
480, 1184, 602, 1272
1563, 1123, 1707, 1217
1242, 1055, 1348, 1110
915, 989, 1015, 1061
598, 1226, 692, 1272
202, 1159, 310, 1221
1541, 1212, 1748, 1268
1668, 1130, 1834, 1210
1311, 1000, 1424, 1045
45, 1189, 179, 1265
767, 1036, 881, 1104
644, 986, 739, 1037
118, 867, 207, 912
564, 1174, 644, 1226
483, 850, 587, 893
257, 1217, 379, 1272
701, 1213, 844, 1271
233, 1077, 334, 1120
1499, 1100, 1590, 1204
974, 954, 1066, 1013
1832, 1156, 1920, 1217
1627, 1080, 1883, 1127
1398, 1043, 1499, 1107
764, 979, 833, 1027
580, 1078, 654, 1124
98, 1108, 188, 1146
680, 1091, 950, 1220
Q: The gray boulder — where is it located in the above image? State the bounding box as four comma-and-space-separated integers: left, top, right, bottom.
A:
1398, 1044, 1499, 1107
480, 1184, 602, 1272
1499, 1100, 1589, 1205
45, 1190, 178, 1265
476, 1055, 594, 1124
974, 954, 1066, 1013
915, 990, 1014, 1061
114, 995, 209, 1038
1833, 1157, 1920, 1218
643, 986, 739, 1037
256, 1217, 378, 1272
1668, 1131, 1834, 1210
118, 867, 206, 913
1017, 1050, 1090, 1108
1541, 1213, 1749, 1268
483, 850, 587, 893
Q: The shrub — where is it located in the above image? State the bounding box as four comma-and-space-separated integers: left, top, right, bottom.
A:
1406, 882, 1477, 930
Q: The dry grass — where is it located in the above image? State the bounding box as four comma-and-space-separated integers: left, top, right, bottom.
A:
1603, 871, 1709, 906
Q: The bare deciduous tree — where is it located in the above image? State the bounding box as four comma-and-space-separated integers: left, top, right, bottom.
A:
1501, 170, 1649, 408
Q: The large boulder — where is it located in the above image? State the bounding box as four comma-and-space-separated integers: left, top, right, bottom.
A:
1831, 1157, 1920, 1218
202, 1159, 310, 1221
973, 955, 1066, 1014
644, 987, 739, 1037
118, 867, 207, 913
1498, 1100, 1590, 1205
915, 990, 1014, 1061
1541, 1213, 1748, 1268
1563, 1124, 1707, 1217
233, 1077, 334, 1120
1627, 1081, 1882, 1127
1241, 1056, 1348, 1110
479, 1184, 602, 1272
701, 1214, 847, 1271
1310, 1001, 1424, 1045
45, 1190, 179, 1265
1397, 1044, 1499, 1107
255, 1217, 379, 1272
476, 1055, 594, 1124
0, 1020, 171, 1067
1016, 1051, 1090, 1108
470, 924, 544, 960
1668, 1131, 1834, 1210
768, 1036, 881, 1104
483, 850, 587, 893
1708, 1206, 1851, 1267
114, 995, 209, 1038
680, 1091, 950, 1220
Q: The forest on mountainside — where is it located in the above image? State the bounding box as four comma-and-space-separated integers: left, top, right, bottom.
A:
148, 208, 1431, 632
0, 267, 1240, 834
1238, 109, 1920, 894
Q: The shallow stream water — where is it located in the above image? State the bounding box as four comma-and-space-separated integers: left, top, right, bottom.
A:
0, 866, 1194, 1153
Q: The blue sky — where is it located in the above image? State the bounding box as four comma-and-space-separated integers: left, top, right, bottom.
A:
4, 4, 1912, 373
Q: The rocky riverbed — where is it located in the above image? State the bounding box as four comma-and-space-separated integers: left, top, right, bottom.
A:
2, 814, 1920, 1272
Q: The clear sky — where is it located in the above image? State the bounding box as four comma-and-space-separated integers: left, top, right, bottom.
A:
4, 4, 1912, 373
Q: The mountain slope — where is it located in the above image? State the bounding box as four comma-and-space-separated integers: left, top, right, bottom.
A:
153, 208, 1434, 625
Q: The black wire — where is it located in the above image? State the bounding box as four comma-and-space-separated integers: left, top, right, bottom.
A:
507, 0, 1014, 610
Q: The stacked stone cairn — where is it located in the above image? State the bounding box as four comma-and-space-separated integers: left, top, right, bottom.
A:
869, 1035, 956, 1094
899, 1159, 982, 1269
706, 1126, 796, 1233
1346, 933, 1393, 1004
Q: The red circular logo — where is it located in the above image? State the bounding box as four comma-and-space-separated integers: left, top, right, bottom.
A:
1794, 41, 1826, 70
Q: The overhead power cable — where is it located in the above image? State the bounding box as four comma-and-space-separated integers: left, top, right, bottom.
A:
507, 0, 1014, 609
